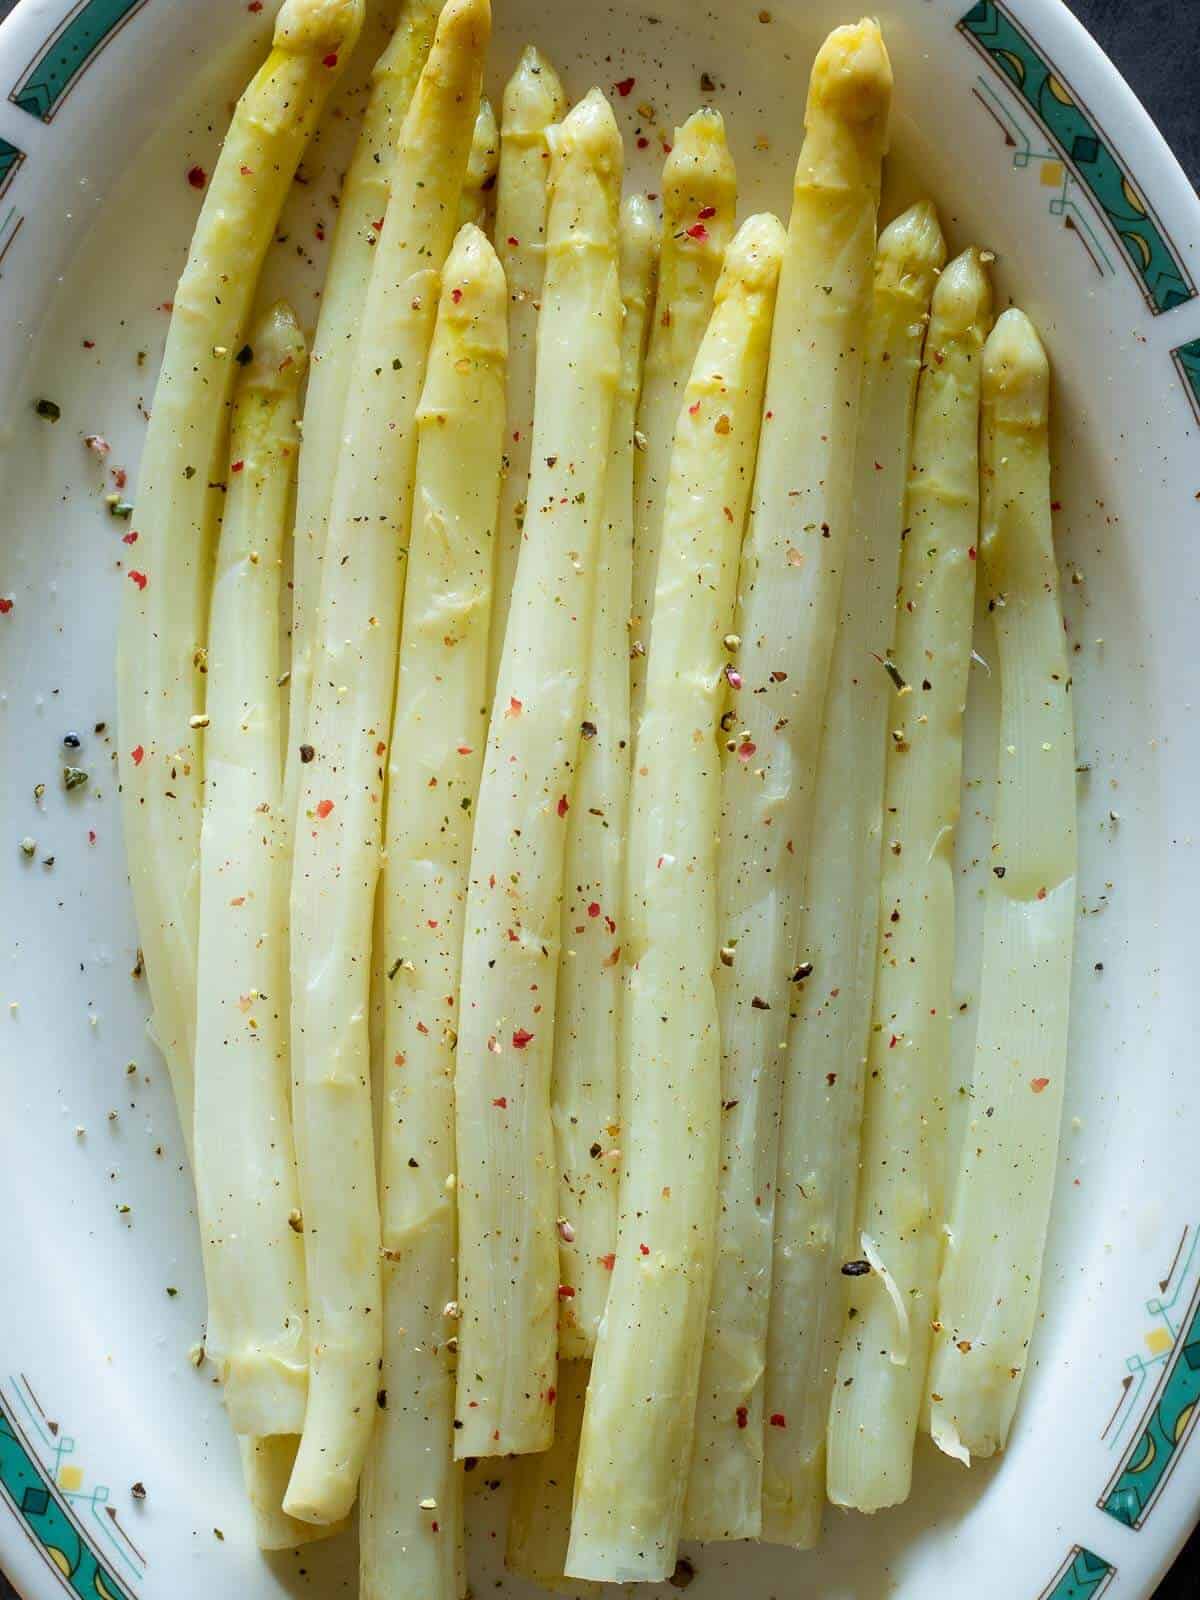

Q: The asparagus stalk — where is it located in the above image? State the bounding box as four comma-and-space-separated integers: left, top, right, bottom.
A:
454, 89, 624, 1460
241, 1436, 347, 1550
507, 1360, 600, 1596
685, 22, 892, 1541
761, 200, 945, 1547
284, 0, 440, 831
567, 213, 786, 1584
359, 224, 507, 1600
488, 46, 568, 694
628, 109, 737, 718
195, 303, 310, 1440
458, 97, 499, 229
286, 0, 490, 1524
926, 309, 1076, 1464
826, 247, 993, 1511
117, 0, 363, 1151
554, 194, 659, 1357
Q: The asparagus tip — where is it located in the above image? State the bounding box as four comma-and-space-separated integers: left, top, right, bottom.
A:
807, 17, 893, 126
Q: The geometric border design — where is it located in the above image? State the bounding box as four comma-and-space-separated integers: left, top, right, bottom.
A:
0, 138, 24, 203
0, 1377, 142, 1599
1100, 1246, 1200, 1530
1037, 1545, 1116, 1600
9, 0, 150, 123
1170, 338, 1200, 427
959, 0, 1196, 312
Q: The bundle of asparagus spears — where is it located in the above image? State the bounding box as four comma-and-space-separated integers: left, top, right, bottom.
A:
117, 0, 1077, 1591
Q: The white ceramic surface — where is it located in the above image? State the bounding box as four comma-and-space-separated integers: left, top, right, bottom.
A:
0, 0, 1197, 1597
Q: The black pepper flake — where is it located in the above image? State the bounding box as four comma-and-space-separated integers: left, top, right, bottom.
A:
993, 865, 1007, 878
580, 720, 597, 740
299, 743, 315, 764
751, 996, 770, 1010
35, 398, 61, 422
387, 956, 402, 981
792, 961, 814, 982
377, 1390, 388, 1409
130, 1482, 147, 1501
669, 1556, 697, 1590
235, 344, 253, 366
882, 658, 907, 691
589, 1141, 603, 1159
408, 1156, 419, 1168
63, 731, 82, 750
841, 1259, 871, 1277
700, 70, 717, 92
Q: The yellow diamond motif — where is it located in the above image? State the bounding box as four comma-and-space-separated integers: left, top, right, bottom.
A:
1040, 160, 1064, 188
1145, 1326, 1174, 1357
57, 1464, 84, 1492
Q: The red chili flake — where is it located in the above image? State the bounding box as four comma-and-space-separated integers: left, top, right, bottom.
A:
131, 745, 145, 766
427, 919, 439, 929
1037, 885, 1047, 900
547, 1387, 557, 1405
431, 1521, 439, 1533
128, 570, 148, 590
376, 740, 386, 757
587, 902, 601, 918
239, 164, 252, 176
512, 1028, 533, 1049
1051, 500, 1062, 511
492, 1096, 508, 1109
248, 1, 263, 10
451, 288, 463, 304
688, 400, 701, 416
230, 460, 245, 473
769, 1412, 787, 1428
735, 1406, 749, 1429
394, 1052, 406, 1066
322, 52, 339, 68
112, 467, 127, 490
889, 1034, 899, 1048
416, 1021, 429, 1035
315, 798, 334, 819
615, 76, 636, 96
602, 946, 621, 968
186, 165, 207, 190
0, 597, 11, 615
557, 794, 569, 818
686, 223, 709, 241
698, 205, 717, 220
506, 235, 519, 246
600, 1252, 616, 1271
506, 928, 519, 943
456, 744, 472, 755
229, 895, 246, 908
82, 339, 95, 349
122, 530, 138, 545
725, 665, 742, 690
315, 224, 325, 242
1031, 1077, 1050, 1094
158, 301, 173, 313
737, 740, 756, 763
637, 136, 650, 149
506, 696, 523, 718
604, 915, 616, 935
88, 830, 97, 845
639, 1243, 650, 1256
557, 1284, 575, 1299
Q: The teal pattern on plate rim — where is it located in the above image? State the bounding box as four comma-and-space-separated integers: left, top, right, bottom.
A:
9, 0, 150, 123
1099, 1223, 1200, 1529
0, 137, 24, 201
958, 0, 1195, 312
1038, 1546, 1116, 1600
0, 1376, 144, 1599
1170, 339, 1200, 426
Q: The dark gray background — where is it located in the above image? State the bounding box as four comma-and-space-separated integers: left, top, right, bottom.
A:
0, 0, 1194, 1595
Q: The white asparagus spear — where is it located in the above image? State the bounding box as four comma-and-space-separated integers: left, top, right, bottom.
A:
926, 310, 1076, 1464
826, 247, 993, 1511
506, 1360, 600, 1596
567, 213, 786, 1584
358, 223, 507, 1600
241, 1437, 347, 1550
684, 22, 892, 1541
628, 109, 736, 718
454, 89, 624, 1460
195, 303, 310, 1439
458, 97, 499, 229
554, 194, 659, 1356
117, 0, 363, 1152
285, 0, 490, 1525
284, 0, 440, 830
487, 46, 568, 695
761, 200, 945, 1548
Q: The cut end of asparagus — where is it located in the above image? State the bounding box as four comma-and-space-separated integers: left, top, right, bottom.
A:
806, 18, 893, 130
421, 0, 492, 61
548, 89, 624, 190
716, 211, 787, 299
664, 108, 737, 228
244, 301, 309, 394
877, 199, 947, 296
505, 43, 568, 132
929, 245, 994, 342
273, 0, 365, 55
983, 307, 1050, 430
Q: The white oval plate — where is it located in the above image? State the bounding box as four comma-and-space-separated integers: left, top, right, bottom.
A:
0, 0, 1197, 1597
